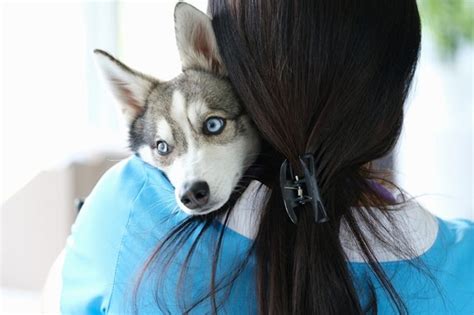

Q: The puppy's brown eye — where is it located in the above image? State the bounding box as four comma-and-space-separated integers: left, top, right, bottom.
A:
203, 117, 226, 135
156, 140, 170, 156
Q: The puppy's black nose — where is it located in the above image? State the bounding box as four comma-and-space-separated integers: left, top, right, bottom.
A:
180, 181, 210, 209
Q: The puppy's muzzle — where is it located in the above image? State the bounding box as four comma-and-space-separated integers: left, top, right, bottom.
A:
179, 181, 210, 209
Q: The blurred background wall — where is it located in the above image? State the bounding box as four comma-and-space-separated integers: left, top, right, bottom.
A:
1, 0, 473, 313
397, 0, 473, 220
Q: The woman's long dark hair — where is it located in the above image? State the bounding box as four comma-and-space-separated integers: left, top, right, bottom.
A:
134, 0, 422, 314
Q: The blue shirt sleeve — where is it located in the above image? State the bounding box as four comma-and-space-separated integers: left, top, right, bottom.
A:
59, 155, 257, 314
60, 156, 149, 314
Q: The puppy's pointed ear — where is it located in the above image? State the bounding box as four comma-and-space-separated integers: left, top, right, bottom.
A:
174, 3, 227, 76
94, 49, 157, 124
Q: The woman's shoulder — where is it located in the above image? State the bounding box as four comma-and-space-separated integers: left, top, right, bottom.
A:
440, 216, 474, 243
434, 217, 474, 268
349, 206, 474, 313
344, 204, 474, 314
388, 217, 474, 314
72, 154, 175, 234
64, 155, 154, 262
58, 155, 179, 314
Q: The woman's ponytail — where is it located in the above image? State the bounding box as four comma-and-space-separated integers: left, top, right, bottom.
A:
209, 0, 421, 313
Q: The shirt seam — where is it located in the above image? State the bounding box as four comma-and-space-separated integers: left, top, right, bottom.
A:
104, 161, 149, 313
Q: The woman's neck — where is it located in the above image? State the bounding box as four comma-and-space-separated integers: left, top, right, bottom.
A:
220, 180, 438, 263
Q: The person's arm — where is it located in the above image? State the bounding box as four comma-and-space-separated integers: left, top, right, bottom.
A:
40, 156, 149, 314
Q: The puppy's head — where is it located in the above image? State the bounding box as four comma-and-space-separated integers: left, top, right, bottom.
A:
95, 3, 260, 215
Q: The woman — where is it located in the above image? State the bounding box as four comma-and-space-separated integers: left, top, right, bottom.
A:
43, 0, 474, 314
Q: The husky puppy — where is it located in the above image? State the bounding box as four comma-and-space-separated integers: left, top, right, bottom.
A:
95, 3, 260, 215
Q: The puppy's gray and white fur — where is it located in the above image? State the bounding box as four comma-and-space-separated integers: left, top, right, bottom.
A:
94, 3, 260, 215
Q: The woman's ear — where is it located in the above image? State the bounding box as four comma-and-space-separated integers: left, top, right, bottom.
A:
94, 49, 158, 124
174, 3, 227, 76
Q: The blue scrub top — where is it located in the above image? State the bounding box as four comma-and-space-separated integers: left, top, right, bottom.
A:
60, 155, 474, 314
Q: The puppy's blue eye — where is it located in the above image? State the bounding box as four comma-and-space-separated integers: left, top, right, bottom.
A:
204, 117, 226, 135
156, 140, 170, 155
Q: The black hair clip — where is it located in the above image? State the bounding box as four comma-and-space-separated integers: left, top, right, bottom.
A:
279, 154, 329, 224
